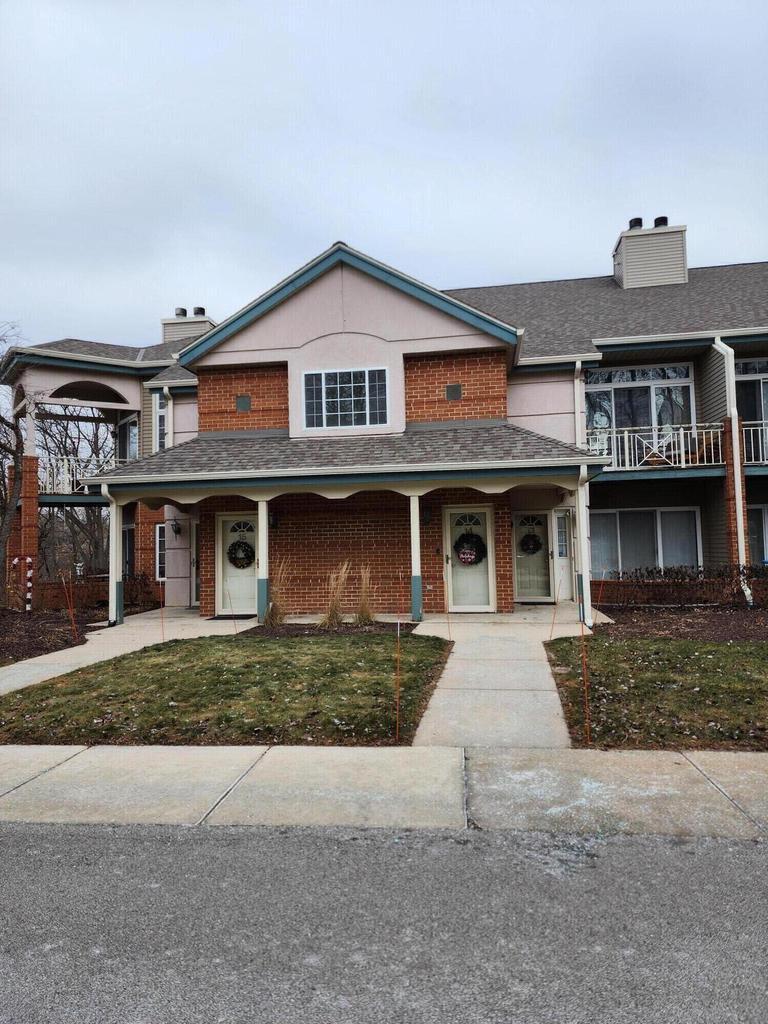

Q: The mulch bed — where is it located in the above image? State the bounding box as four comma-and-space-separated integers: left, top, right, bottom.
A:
0, 609, 98, 667
594, 606, 768, 643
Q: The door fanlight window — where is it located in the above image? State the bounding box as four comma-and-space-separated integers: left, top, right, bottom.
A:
227, 521, 256, 569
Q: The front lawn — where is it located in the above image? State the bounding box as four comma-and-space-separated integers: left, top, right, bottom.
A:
546, 635, 768, 750
0, 632, 451, 746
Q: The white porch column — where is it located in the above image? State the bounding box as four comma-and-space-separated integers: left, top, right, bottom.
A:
107, 496, 124, 626
409, 494, 423, 621
24, 399, 37, 455
575, 468, 593, 628
257, 499, 269, 622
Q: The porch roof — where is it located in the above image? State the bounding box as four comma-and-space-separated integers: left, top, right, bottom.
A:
86, 420, 606, 488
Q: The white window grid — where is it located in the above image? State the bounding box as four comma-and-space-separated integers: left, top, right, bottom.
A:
304, 369, 388, 429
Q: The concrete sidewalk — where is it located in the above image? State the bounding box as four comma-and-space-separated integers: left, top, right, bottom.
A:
412, 606, 602, 748
0, 744, 765, 837
0, 608, 243, 696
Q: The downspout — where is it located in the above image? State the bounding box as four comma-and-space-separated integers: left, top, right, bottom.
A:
573, 360, 583, 446
163, 386, 174, 448
713, 337, 752, 605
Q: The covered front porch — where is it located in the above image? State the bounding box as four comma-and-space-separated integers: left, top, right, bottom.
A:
100, 472, 596, 628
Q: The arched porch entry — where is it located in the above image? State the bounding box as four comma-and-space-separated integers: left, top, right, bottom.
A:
102, 472, 593, 626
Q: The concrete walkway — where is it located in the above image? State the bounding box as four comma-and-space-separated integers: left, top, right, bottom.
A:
0, 608, 242, 695
412, 605, 600, 748
0, 744, 765, 837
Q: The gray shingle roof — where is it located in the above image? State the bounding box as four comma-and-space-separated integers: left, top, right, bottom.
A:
89, 422, 601, 485
446, 262, 768, 360
146, 364, 198, 384
30, 337, 199, 363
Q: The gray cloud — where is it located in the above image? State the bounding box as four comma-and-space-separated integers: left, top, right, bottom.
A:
2, 0, 767, 347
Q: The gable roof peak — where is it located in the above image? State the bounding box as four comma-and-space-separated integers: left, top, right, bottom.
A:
177, 242, 519, 367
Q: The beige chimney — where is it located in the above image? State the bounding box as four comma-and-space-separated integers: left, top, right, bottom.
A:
161, 306, 216, 345
613, 216, 688, 289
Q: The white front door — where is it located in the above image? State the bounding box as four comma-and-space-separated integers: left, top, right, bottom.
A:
513, 513, 552, 600
444, 508, 496, 612
218, 515, 258, 614
553, 511, 574, 601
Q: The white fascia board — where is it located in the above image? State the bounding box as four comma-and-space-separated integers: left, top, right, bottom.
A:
84, 454, 607, 486
517, 352, 603, 365
142, 378, 196, 389
594, 326, 768, 346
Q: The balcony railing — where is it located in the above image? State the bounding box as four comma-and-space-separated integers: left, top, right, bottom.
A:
742, 422, 768, 464
39, 456, 120, 494
586, 424, 724, 471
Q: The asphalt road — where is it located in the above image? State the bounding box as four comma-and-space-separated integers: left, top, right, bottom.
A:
1, 823, 766, 1023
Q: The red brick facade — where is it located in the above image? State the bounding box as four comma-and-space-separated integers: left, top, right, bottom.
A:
404, 350, 508, 423
722, 416, 750, 564
197, 364, 289, 431
197, 489, 515, 617
4, 457, 38, 608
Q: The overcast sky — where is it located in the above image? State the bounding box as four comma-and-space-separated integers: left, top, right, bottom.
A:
2, 0, 767, 348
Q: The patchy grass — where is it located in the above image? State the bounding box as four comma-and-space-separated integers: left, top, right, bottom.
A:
0, 633, 451, 746
546, 636, 768, 750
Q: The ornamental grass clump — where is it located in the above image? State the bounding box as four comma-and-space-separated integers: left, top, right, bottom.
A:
264, 558, 290, 629
355, 566, 375, 626
320, 560, 350, 630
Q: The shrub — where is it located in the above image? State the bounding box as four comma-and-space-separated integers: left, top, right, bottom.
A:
264, 558, 290, 628
355, 566, 375, 626
319, 560, 350, 630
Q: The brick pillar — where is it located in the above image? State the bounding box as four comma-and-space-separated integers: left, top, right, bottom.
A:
134, 502, 165, 593
7, 456, 39, 609
722, 416, 748, 564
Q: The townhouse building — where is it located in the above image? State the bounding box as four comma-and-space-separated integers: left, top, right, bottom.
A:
2, 218, 767, 625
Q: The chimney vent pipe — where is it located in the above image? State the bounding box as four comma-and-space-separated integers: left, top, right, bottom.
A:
654, 215, 668, 228
174, 307, 187, 318
628, 217, 643, 230
193, 306, 206, 316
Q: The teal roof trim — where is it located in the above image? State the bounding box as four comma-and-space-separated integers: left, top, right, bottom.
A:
592, 466, 726, 482
178, 245, 518, 367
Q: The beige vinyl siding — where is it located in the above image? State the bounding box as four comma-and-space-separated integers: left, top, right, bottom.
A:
615, 228, 688, 289
160, 318, 214, 345
140, 387, 154, 456
700, 484, 729, 566
698, 345, 728, 423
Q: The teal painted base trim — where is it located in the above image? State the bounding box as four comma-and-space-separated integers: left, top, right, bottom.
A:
411, 575, 423, 622
109, 580, 124, 627
745, 465, 768, 475
257, 577, 269, 623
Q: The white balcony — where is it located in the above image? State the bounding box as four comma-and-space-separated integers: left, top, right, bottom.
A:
39, 456, 119, 494
742, 421, 768, 464
586, 424, 724, 471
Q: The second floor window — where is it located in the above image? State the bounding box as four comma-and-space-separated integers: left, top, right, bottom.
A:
735, 360, 768, 424
304, 369, 387, 428
153, 393, 167, 452
585, 364, 693, 432
116, 417, 138, 462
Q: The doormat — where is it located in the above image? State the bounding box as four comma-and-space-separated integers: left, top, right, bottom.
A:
207, 615, 258, 621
